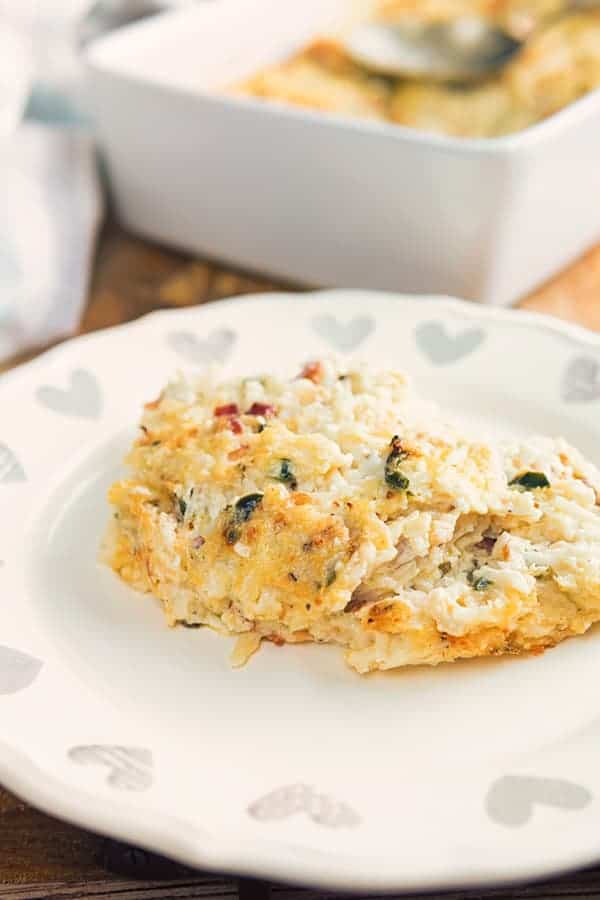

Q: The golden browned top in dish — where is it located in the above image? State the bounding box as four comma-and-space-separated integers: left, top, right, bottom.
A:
229, 1, 600, 138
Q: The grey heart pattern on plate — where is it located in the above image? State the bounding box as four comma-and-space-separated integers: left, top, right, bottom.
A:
168, 329, 236, 365
416, 321, 486, 366
562, 357, 600, 404
486, 775, 591, 827
312, 315, 375, 352
69, 745, 153, 791
36, 369, 102, 419
0, 646, 43, 695
248, 783, 361, 828
0, 444, 25, 484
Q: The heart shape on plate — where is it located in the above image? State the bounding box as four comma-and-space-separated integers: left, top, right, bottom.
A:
0, 444, 26, 484
248, 783, 360, 828
416, 321, 485, 366
36, 369, 102, 419
69, 745, 153, 791
0, 646, 43, 695
486, 775, 592, 827
168, 329, 236, 365
312, 315, 375, 352
562, 357, 600, 404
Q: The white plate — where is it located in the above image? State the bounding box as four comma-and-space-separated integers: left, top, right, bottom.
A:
3, 289, 600, 892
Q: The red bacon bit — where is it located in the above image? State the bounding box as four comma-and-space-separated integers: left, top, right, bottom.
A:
298, 361, 323, 383
245, 402, 276, 417
214, 403, 239, 417
229, 418, 243, 435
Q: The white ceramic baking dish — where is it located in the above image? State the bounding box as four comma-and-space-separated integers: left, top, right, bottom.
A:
86, 0, 600, 306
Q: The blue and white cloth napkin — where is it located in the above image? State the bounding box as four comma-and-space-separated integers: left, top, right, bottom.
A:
0, 124, 102, 362
0, 0, 103, 363
0, 0, 200, 363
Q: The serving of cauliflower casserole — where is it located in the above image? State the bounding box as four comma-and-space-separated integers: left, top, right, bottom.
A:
106, 359, 600, 674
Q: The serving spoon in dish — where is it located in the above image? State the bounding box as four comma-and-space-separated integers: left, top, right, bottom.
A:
342, 0, 600, 82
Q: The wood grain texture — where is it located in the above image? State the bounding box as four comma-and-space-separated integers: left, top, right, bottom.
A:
520, 245, 600, 330
2, 223, 600, 896
0, 879, 239, 899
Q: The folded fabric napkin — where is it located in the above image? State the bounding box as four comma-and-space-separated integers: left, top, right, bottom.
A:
0, 123, 103, 362
0, 0, 200, 364
0, 2, 103, 363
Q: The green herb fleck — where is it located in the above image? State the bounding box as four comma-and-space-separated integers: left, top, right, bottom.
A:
234, 493, 263, 522
224, 493, 264, 545
509, 471, 550, 490
225, 527, 240, 545
276, 458, 298, 490
473, 577, 493, 592
178, 497, 187, 518
257, 423, 266, 433
384, 436, 410, 492
325, 566, 337, 587
439, 561, 452, 576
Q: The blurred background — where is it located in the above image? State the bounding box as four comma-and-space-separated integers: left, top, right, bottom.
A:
2, 0, 600, 365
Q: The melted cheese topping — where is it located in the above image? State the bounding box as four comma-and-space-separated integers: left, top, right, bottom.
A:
106, 359, 600, 673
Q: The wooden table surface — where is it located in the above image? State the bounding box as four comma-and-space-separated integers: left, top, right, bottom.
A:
3, 223, 600, 898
